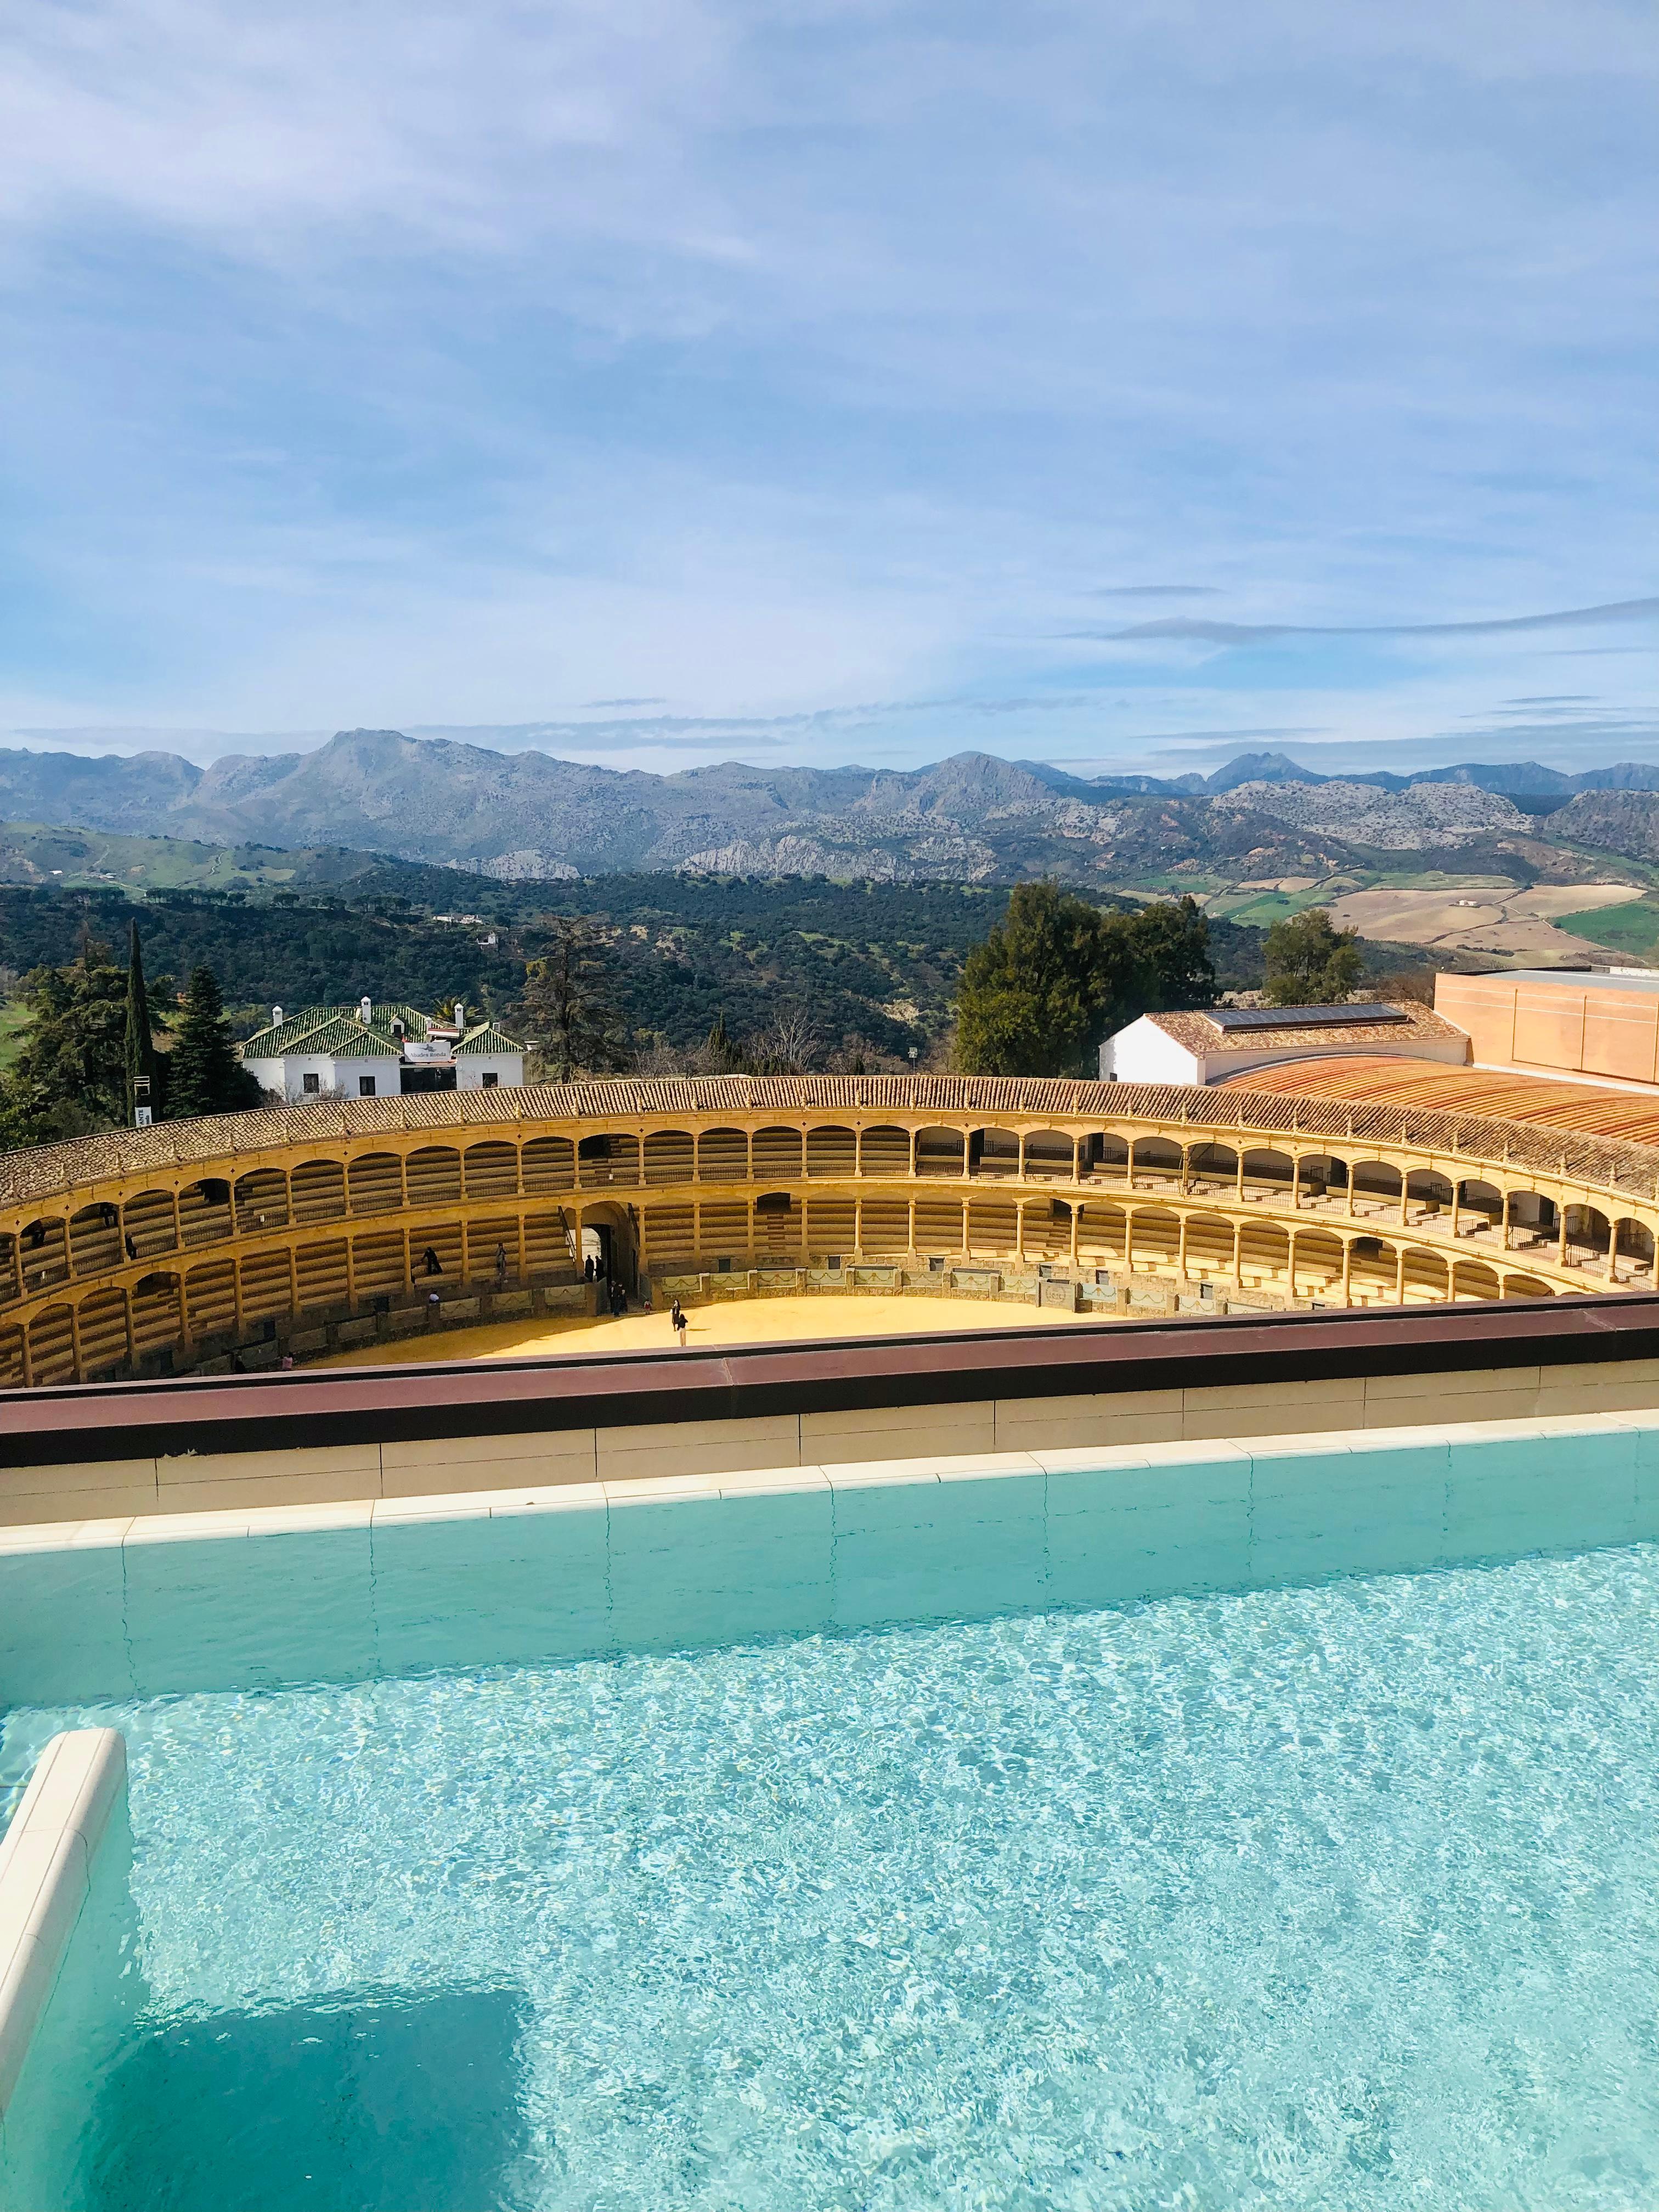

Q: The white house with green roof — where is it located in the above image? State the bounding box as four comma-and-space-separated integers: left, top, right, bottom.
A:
240, 999, 524, 1103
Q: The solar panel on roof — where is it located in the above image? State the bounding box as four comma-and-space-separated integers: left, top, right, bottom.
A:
1207, 1002, 1408, 1033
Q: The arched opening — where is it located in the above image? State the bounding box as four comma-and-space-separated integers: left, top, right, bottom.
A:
1401, 1246, 1449, 1304
697, 1127, 749, 1182
753, 1126, 803, 1181
754, 1189, 798, 1260
584, 1201, 645, 1293
1504, 1189, 1555, 1250
1292, 1228, 1344, 1298
913, 1194, 965, 1255
131, 1272, 183, 1359
27, 1303, 76, 1386
17, 1217, 69, 1293
1296, 1154, 1347, 1206
238, 1165, 292, 1231
915, 1125, 965, 1176
1348, 1160, 1403, 1219
521, 1135, 574, 1193
643, 1130, 695, 1185
1457, 1179, 1503, 1237
1075, 1201, 1126, 1263
1405, 1168, 1454, 1221
463, 1140, 519, 1200
290, 1158, 347, 1224
967, 1127, 1019, 1178
1186, 1142, 1238, 1193
1503, 1274, 1554, 1300
75, 1286, 129, 1378
578, 1131, 639, 1188
1238, 1219, 1290, 1286
1023, 1130, 1076, 1181
1022, 1197, 1073, 1261
1181, 1214, 1234, 1279
1131, 1137, 1182, 1188
1240, 1149, 1294, 1200
1346, 1235, 1398, 1305
1452, 1259, 1502, 1304
69, 1202, 122, 1277
1128, 1207, 1180, 1271
178, 1178, 234, 1247
860, 1125, 912, 1178
805, 1124, 856, 1178
1614, 1218, 1657, 1282
1079, 1133, 1129, 1181
1564, 1205, 1611, 1267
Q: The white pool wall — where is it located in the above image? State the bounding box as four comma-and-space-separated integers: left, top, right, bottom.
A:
0, 1729, 136, 2208
3, 1411, 1658, 1713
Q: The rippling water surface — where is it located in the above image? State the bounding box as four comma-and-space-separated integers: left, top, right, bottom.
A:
9, 1544, 1659, 2210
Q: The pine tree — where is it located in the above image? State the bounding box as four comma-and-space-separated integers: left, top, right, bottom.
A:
125, 922, 160, 1124
166, 966, 259, 1120
516, 920, 620, 1083
952, 883, 1143, 1077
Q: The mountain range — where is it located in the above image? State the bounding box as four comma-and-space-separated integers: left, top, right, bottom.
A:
3, 727, 1659, 885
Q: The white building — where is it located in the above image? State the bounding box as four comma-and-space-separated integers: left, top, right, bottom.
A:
1098, 1001, 1470, 1087
240, 999, 524, 1104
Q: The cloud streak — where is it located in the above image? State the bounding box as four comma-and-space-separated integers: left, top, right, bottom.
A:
1093, 597, 1659, 646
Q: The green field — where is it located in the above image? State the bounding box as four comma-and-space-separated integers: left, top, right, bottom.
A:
1553, 899, 1659, 957
0, 1002, 31, 1075
0, 821, 395, 896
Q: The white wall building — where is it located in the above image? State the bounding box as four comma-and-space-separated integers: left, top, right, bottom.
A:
240, 1000, 524, 1104
1099, 1001, 1470, 1087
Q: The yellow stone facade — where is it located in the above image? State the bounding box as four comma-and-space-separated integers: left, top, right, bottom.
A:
2, 1071, 1656, 1389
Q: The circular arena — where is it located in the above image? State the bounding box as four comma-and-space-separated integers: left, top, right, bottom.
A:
1, 1071, 1656, 1389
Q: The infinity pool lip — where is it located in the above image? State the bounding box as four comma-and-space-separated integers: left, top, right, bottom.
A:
0, 1291, 1651, 1469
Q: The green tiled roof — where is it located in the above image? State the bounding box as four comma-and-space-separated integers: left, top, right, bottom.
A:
241, 1003, 429, 1056
240, 1004, 520, 1060
455, 1022, 523, 1055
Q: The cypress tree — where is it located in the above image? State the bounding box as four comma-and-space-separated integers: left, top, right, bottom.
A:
166, 966, 258, 1120
125, 922, 159, 1124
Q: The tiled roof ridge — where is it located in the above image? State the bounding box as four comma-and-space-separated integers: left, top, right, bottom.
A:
243, 1001, 435, 1054
5, 1069, 1659, 1209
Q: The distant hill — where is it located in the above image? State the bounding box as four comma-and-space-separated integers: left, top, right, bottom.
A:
1, 726, 1657, 890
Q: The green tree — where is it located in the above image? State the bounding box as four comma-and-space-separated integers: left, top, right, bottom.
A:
517, 919, 622, 1082
125, 922, 162, 1123
1263, 908, 1364, 1006
1125, 894, 1216, 1012
166, 966, 261, 1119
953, 883, 1146, 1077
0, 939, 129, 1145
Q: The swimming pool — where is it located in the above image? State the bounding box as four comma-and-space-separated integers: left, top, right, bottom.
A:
4, 1414, 1659, 2209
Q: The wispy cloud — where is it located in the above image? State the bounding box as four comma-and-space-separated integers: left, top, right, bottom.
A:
1091, 598, 1659, 647
1089, 585, 1222, 600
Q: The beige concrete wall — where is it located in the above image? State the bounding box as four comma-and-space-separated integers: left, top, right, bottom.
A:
1437, 972, 1659, 1088
6, 1354, 1659, 1529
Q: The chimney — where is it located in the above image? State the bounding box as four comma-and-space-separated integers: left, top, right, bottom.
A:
359, 996, 372, 1025
272, 1005, 283, 1028
453, 1001, 465, 1031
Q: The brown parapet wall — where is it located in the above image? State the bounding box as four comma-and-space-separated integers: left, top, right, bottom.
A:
2, 1294, 1658, 1472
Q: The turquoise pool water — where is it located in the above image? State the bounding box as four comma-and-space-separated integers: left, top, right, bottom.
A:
5, 1427, 1659, 2209
8, 1541, 1659, 2208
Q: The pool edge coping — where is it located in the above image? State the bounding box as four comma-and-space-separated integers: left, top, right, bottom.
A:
1, 1408, 1655, 1553
0, 1727, 125, 2121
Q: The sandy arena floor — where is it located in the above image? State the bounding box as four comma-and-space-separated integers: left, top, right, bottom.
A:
317, 1292, 1105, 1368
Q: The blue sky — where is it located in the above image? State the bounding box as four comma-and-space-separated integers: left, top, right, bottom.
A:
1, 0, 1654, 778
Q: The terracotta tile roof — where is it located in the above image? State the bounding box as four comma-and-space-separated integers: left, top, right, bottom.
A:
1150, 1003, 1465, 1053
1224, 1055, 1659, 1146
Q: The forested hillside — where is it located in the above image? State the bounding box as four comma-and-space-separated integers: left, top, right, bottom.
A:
0, 872, 1290, 1064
